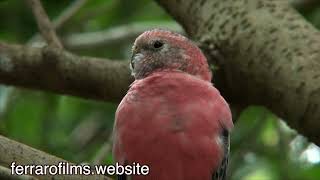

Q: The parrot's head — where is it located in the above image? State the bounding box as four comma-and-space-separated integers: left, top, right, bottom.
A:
130, 29, 212, 81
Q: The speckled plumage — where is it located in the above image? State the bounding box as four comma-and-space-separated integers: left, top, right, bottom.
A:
113, 29, 233, 180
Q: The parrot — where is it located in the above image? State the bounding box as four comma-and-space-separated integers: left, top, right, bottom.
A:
112, 29, 233, 180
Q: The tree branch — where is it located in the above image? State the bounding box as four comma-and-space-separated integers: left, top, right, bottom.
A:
155, 0, 320, 145
92, 135, 113, 165
25, 0, 63, 49
0, 41, 133, 102
28, 0, 88, 45
0, 135, 110, 180
63, 22, 183, 50
53, 0, 88, 29
0, 166, 37, 180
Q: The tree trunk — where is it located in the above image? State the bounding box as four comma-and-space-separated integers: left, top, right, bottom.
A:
156, 0, 320, 145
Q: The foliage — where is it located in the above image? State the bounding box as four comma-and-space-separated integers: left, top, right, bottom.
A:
0, 0, 319, 179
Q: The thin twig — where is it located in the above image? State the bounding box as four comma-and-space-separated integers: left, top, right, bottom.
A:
53, 0, 88, 28
64, 21, 183, 50
0, 0, 87, 122
25, 0, 63, 49
92, 134, 113, 165
69, 113, 103, 150
28, 0, 88, 45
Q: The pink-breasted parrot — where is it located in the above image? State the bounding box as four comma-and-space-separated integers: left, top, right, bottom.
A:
113, 29, 233, 180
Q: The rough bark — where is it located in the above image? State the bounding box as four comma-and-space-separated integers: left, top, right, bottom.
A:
155, 0, 320, 145
0, 166, 37, 180
0, 42, 132, 102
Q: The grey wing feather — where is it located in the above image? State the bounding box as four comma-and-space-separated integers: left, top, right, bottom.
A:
212, 128, 230, 180
117, 160, 128, 180
117, 174, 127, 180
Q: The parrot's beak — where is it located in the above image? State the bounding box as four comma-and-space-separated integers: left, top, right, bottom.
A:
130, 52, 137, 70
130, 45, 139, 69
130, 51, 143, 70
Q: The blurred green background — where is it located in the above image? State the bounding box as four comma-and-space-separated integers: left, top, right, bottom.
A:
0, 0, 320, 179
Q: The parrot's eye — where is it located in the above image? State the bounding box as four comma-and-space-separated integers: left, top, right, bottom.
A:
152, 40, 164, 49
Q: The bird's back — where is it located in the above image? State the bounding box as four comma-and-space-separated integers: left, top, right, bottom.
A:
113, 71, 233, 180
